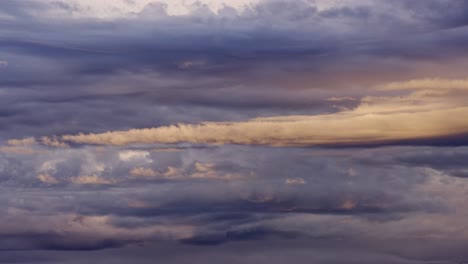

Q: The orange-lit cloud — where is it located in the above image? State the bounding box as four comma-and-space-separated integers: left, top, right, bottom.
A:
41, 137, 70, 148
47, 78, 468, 147
37, 173, 60, 184
130, 162, 249, 181
130, 167, 159, 178
7, 137, 37, 146
0, 146, 39, 154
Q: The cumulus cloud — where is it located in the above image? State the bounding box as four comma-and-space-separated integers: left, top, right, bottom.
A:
49, 78, 468, 147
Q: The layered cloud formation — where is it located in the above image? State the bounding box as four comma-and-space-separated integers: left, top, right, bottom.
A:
1, 1, 468, 264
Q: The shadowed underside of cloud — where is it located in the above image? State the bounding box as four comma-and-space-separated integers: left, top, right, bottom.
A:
1, 142, 468, 263
51, 78, 468, 147
0, 234, 129, 251
2, 0, 468, 141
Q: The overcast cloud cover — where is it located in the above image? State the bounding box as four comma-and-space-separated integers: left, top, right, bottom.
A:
1, 0, 468, 263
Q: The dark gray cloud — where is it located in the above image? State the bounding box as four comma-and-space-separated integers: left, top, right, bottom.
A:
0, 145, 463, 258
1, 0, 468, 139
1, 1, 468, 263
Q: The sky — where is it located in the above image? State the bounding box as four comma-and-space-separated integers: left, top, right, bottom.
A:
1, 0, 468, 263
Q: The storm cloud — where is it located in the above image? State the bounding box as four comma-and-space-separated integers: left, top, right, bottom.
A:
1, 0, 468, 263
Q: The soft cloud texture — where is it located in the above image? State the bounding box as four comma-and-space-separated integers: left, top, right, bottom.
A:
1, 1, 468, 263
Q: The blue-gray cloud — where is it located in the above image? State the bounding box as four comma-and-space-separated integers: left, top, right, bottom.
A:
1, 0, 468, 139
1, 1, 468, 263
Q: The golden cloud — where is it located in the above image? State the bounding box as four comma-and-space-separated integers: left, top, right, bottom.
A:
37, 173, 60, 184
11, 78, 468, 148
7, 137, 37, 146
130, 162, 250, 181
130, 167, 159, 178
377, 78, 468, 91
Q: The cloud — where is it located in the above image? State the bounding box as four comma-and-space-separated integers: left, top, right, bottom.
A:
130, 167, 159, 178
0, 143, 465, 259
150, 147, 186, 152
0, 146, 38, 154
37, 173, 59, 184
181, 227, 298, 246
377, 78, 468, 91
7, 137, 37, 146
0, 212, 194, 251
2, 1, 468, 262
119, 150, 151, 162
129, 162, 249, 181
2, 0, 468, 142
33, 0, 260, 19
340, 200, 357, 210
41, 137, 69, 148
327, 97, 356, 102
190, 162, 248, 180
70, 175, 114, 185
285, 178, 306, 185
51, 78, 468, 147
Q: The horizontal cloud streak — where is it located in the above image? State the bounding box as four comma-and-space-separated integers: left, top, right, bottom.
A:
59, 108, 468, 147
378, 78, 468, 91
55, 78, 468, 147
